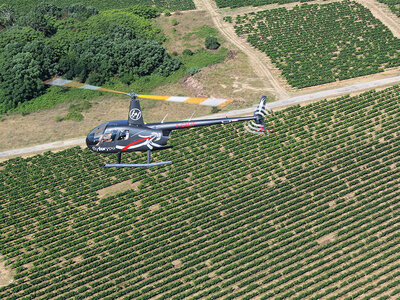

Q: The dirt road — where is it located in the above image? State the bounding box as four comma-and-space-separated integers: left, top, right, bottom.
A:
2, 0, 400, 160
356, 0, 400, 38
195, 0, 290, 100
2, 75, 400, 160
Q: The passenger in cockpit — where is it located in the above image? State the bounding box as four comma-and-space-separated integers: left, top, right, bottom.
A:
96, 132, 113, 146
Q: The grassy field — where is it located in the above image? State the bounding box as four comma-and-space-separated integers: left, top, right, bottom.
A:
232, 1, 400, 88
0, 85, 399, 299
0, 0, 195, 13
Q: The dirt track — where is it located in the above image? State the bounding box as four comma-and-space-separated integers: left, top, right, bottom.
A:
2, 75, 400, 160
195, 0, 290, 100
1, 0, 400, 160
195, 0, 400, 99
356, 0, 400, 38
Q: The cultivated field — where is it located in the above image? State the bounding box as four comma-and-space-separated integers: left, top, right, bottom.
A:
0, 85, 399, 299
233, 1, 400, 88
377, 0, 400, 17
215, 0, 311, 8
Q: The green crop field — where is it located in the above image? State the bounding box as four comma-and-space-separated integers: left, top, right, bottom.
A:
233, 1, 400, 88
215, 0, 311, 9
1, 85, 399, 299
377, 0, 400, 17
0, 0, 195, 13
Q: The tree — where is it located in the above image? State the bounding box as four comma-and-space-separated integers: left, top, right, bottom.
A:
0, 4, 15, 29
0, 41, 57, 112
17, 12, 56, 37
205, 36, 220, 50
0, 51, 42, 112
0, 26, 45, 48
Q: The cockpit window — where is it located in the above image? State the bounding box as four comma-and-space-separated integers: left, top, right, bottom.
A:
93, 124, 106, 139
102, 128, 118, 143
117, 130, 130, 141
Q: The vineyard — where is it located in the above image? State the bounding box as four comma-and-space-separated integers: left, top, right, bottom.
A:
215, 0, 311, 9
0, 85, 399, 298
377, 0, 400, 17
0, 0, 195, 13
233, 1, 400, 88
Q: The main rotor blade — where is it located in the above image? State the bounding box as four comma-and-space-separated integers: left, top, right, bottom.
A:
137, 95, 233, 108
42, 78, 128, 95
43, 78, 233, 107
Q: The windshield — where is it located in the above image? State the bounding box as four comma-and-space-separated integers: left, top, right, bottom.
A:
93, 124, 106, 139
102, 128, 118, 143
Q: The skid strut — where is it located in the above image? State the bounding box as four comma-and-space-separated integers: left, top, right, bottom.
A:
104, 150, 172, 168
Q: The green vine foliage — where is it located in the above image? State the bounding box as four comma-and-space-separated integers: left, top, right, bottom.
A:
216, 0, 312, 8
376, 0, 400, 17
0, 85, 399, 299
233, 1, 400, 88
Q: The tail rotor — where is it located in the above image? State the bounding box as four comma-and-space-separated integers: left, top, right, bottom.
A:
246, 96, 271, 134
231, 96, 271, 134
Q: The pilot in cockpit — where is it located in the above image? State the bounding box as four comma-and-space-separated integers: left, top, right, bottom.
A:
96, 132, 113, 146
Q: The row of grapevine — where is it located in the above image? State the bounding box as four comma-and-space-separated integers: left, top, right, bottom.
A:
0, 84, 399, 299
377, 0, 400, 17
215, 0, 312, 8
232, 1, 400, 88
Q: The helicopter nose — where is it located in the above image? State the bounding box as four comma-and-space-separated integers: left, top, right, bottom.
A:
86, 133, 96, 147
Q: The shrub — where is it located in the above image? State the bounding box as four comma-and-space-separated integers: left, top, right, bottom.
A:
186, 67, 201, 75
182, 49, 194, 56
64, 110, 83, 121
205, 36, 220, 50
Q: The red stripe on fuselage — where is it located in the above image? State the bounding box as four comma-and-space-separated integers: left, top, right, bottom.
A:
122, 137, 153, 151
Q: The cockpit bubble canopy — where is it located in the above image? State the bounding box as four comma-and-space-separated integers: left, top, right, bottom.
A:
87, 122, 130, 146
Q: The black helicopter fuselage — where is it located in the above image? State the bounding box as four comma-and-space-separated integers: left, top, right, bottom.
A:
86, 116, 257, 153
43, 77, 268, 167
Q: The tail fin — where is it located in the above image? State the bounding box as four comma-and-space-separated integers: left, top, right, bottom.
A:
253, 96, 269, 131
128, 97, 144, 126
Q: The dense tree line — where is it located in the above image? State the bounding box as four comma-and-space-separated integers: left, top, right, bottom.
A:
0, 0, 195, 14
0, 3, 180, 113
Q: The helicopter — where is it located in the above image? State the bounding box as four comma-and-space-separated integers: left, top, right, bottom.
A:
44, 77, 270, 167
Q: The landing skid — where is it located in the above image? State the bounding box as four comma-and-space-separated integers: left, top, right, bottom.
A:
104, 150, 172, 168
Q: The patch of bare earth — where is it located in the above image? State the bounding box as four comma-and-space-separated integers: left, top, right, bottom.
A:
97, 179, 140, 199
184, 76, 207, 97
317, 232, 338, 246
149, 204, 160, 212
0, 257, 15, 287
172, 260, 183, 268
